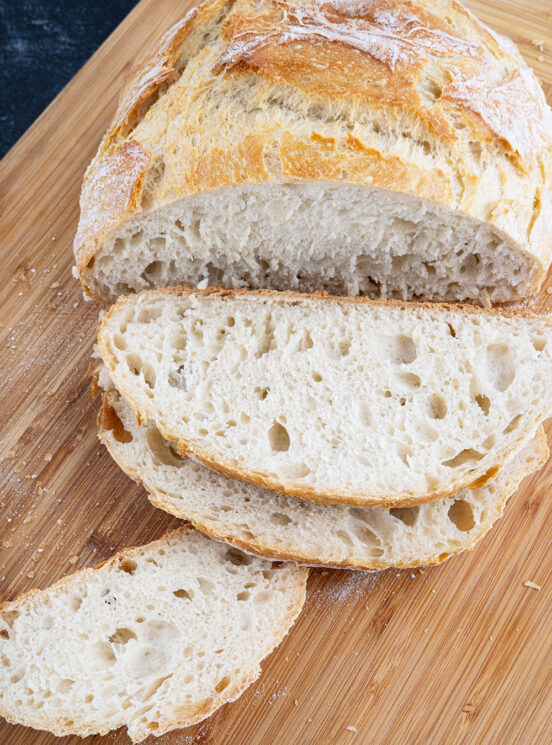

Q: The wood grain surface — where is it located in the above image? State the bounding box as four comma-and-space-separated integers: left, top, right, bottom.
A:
1, 1, 552, 743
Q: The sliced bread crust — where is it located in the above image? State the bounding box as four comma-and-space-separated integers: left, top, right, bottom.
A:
0, 526, 307, 742
98, 387, 548, 569
98, 287, 552, 508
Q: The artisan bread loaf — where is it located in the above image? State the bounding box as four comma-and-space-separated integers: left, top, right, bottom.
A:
74, 0, 552, 305
0, 526, 307, 742
98, 385, 548, 569
98, 287, 552, 508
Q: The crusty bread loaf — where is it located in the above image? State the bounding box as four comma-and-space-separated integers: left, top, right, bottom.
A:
74, 0, 552, 305
0, 526, 307, 742
99, 385, 548, 569
98, 287, 552, 508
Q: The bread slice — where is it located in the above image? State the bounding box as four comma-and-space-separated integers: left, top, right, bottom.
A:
98, 385, 549, 569
0, 526, 307, 743
74, 0, 552, 305
98, 287, 552, 508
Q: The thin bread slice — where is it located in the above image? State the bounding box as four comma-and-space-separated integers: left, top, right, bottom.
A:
0, 526, 307, 743
98, 287, 552, 508
99, 385, 548, 569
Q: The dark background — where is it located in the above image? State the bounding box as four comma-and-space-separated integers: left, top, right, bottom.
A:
0, 0, 138, 158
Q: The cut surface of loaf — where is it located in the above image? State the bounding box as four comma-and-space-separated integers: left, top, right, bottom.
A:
0, 527, 307, 742
98, 384, 548, 569
98, 288, 552, 508
74, 0, 552, 304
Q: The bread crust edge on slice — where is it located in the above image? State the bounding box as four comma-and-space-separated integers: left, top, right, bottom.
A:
97, 391, 548, 570
0, 524, 308, 743
98, 286, 552, 508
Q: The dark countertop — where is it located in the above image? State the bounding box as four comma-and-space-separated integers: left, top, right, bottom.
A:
0, 0, 138, 158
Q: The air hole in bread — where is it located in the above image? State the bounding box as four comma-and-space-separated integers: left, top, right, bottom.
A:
397, 445, 413, 466
312, 371, 323, 382
90, 641, 116, 666
109, 628, 137, 645
0, 630, 9, 640
168, 364, 187, 391
254, 590, 272, 605
350, 522, 384, 554
137, 305, 162, 324
255, 386, 270, 400
69, 595, 82, 612
170, 329, 188, 350
483, 434, 496, 450
389, 506, 420, 526
336, 529, 354, 547
146, 722, 159, 731
141, 262, 165, 286
197, 577, 215, 595
442, 449, 484, 468
475, 394, 491, 415
120, 559, 138, 575
447, 323, 457, 338
419, 422, 438, 442
0, 655, 10, 667
383, 390, 392, 398
113, 333, 126, 350
215, 676, 231, 693
126, 354, 156, 389
102, 404, 133, 444
268, 421, 290, 452
338, 339, 351, 357
173, 589, 193, 600
225, 548, 253, 566
281, 463, 310, 478
236, 591, 250, 601
257, 315, 276, 356
486, 344, 515, 391
448, 499, 475, 532
532, 336, 547, 352
390, 334, 417, 364
504, 413, 522, 434
146, 427, 185, 467
395, 372, 421, 389
87, 256, 95, 270
270, 512, 292, 526
295, 329, 313, 351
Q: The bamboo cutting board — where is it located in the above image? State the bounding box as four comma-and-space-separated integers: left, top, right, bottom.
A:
1, 1, 552, 743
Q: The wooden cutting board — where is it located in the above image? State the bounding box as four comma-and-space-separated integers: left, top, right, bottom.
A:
1, 1, 552, 743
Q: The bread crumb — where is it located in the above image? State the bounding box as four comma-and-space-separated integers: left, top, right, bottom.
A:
68, 555, 79, 565
44, 453, 53, 462
27, 571, 35, 579
346, 726, 358, 733
531, 39, 545, 50
294, 699, 299, 706
546, 287, 552, 295
50, 281, 60, 289
538, 54, 545, 62
0, 540, 12, 549
523, 580, 541, 590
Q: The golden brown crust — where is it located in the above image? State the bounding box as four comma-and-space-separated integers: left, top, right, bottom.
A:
75, 140, 151, 290
75, 0, 552, 303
